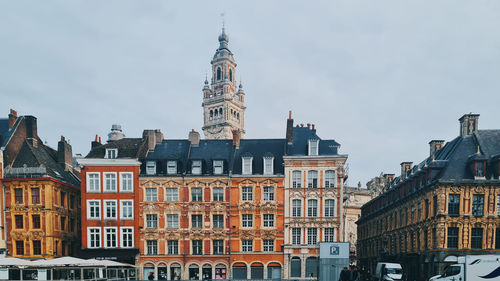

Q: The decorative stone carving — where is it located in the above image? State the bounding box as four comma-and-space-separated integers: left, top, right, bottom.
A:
260, 202, 278, 212
240, 229, 257, 239
239, 202, 256, 212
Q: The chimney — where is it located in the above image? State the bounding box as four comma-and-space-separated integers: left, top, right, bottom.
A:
307, 123, 311, 129
143, 129, 162, 151
155, 129, 164, 143
91, 135, 101, 149
400, 162, 413, 178
57, 136, 73, 171
24, 116, 37, 139
232, 130, 241, 147
189, 129, 201, 147
459, 113, 479, 136
384, 173, 395, 183
286, 111, 294, 144
311, 124, 316, 133
429, 140, 445, 156
8, 109, 17, 129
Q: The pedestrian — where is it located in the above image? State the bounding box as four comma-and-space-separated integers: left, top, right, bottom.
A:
339, 267, 350, 281
349, 266, 360, 281
148, 271, 154, 280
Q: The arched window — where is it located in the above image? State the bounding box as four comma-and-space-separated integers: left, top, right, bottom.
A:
305, 257, 318, 278
292, 199, 301, 217
210, 110, 213, 120
217, 67, 222, 80
229, 69, 233, 81
290, 257, 301, 277
219, 108, 223, 118
307, 199, 318, 217
214, 110, 218, 118
237, 113, 240, 120
325, 199, 335, 217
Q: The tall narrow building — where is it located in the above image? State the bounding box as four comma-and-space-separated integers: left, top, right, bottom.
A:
202, 27, 246, 140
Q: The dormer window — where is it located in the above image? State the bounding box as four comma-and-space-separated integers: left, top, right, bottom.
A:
106, 148, 118, 159
167, 161, 177, 175
192, 160, 202, 175
475, 161, 486, 178
146, 161, 156, 175
242, 157, 253, 175
308, 139, 319, 156
263, 157, 274, 175
213, 160, 223, 175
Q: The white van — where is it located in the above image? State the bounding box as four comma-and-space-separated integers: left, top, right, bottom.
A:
429, 255, 500, 281
375, 262, 403, 281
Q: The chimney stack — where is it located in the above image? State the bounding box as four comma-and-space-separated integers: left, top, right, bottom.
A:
400, 162, 413, 178
311, 124, 316, 133
459, 113, 479, 136
232, 130, 241, 147
307, 123, 311, 129
429, 140, 445, 156
143, 129, 163, 151
91, 135, 101, 149
189, 129, 201, 147
384, 173, 395, 183
286, 111, 294, 144
58, 136, 73, 171
155, 129, 164, 143
8, 109, 17, 129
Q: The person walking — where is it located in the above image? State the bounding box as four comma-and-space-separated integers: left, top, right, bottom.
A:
339, 267, 350, 281
349, 266, 360, 281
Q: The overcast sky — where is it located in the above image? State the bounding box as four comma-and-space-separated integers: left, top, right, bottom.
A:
1, 1, 499, 186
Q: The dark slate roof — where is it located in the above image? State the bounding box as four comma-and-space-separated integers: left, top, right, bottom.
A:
86, 138, 148, 159
189, 140, 234, 175
0, 118, 20, 148
9, 140, 80, 187
287, 126, 340, 156
232, 139, 286, 175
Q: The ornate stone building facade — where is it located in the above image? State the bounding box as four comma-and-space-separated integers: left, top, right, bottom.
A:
202, 28, 246, 140
283, 115, 348, 280
357, 114, 500, 281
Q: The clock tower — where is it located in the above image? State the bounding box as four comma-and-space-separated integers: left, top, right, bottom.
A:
202, 27, 246, 139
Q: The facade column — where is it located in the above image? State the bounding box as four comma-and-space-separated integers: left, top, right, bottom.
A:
301, 255, 306, 278
247, 264, 251, 279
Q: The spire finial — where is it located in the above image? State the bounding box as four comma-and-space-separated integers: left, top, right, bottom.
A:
477, 145, 481, 155
221, 12, 225, 33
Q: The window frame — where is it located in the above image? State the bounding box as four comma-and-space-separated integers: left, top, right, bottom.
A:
87, 227, 101, 248
263, 186, 274, 201
87, 200, 101, 220
448, 194, 460, 217
292, 228, 301, 245
308, 139, 319, 156
292, 199, 302, 217
472, 194, 485, 217
292, 171, 302, 188
325, 199, 335, 218
103, 227, 118, 248
166, 188, 179, 202
307, 170, 318, 188
167, 214, 179, 229
213, 160, 224, 175
307, 228, 318, 245
471, 228, 483, 249
119, 172, 133, 192
192, 160, 202, 175
242, 214, 253, 228
147, 240, 158, 255
191, 188, 203, 202
447, 227, 459, 249
105, 148, 118, 159
146, 214, 158, 229
103, 200, 118, 220
120, 227, 134, 248
168, 240, 179, 255
32, 214, 41, 229
324, 228, 335, 242
192, 214, 203, 229
242, 186, 253, 201
192, 240, 203, 255
213, 239, 224, 255
146, 161, 156, 175
31, 188, 40, 204
213, 214, 224, 229
263, 240, 274, 252
263, 157, 274, 175
86, 172, 101, 193
242, 240, 253, 252
263, 214, 274, 228
308, 199, 318, 217
242, 157, 253, 175
145, 188, 158, 202
167, 160, 177, 175
213, 188, 224, 202
103, 172, 117, 192
325, 170, 336, 188
15, 188, 23, 204
120, 200, 134, 220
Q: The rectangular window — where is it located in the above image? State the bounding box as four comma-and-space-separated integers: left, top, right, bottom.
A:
87, 200, 101, 220
33, 240, 41, 255
263, 214, 274, 228
147, 240, 158, 255
292, 171, 302, 188
87, 173, 100, 192
308, 199, 318, 217
432, 228, 437, 249
167, 161, 177, 175
15, 188, 23, 204
447, 227, 459, 249
16, 241, 24, 255
425, 199, 429, 218
192, 214, 202, 228
471, 228, 483, 249
60, 217, 66, 231
213, 160, 223, 175
213, 188, 224, 201
307, 228, 318, 245
166, 188, 178, 201
191, 188, 203, 202
325, 228, 335, 242
192, 240, 202, 255
308, 139, 319, 156
104, 173, 117, 192
242, 214, 253, 228
213, 240, 223, 255
70, 218, 75, 232
32, 215, 41, 229
60, 191, 66, 206
292, 199, 301, 217
424, 229, 428, 249
168, 240, 178, 255
121, 227, 133, 248
263, 240, 274, 252
433, 195, 438, 216
417, 202, 422, 221
307, 170, 318, 188
70, 195, 75, 209
88, 227, 101, 248
448, 194, 460, 216
146, 161, 156, 175
496, 228, 500, 249
263, 157, 274, 175
472, 194, 484, 217
325, 170, 335, 188
242, 157, 252, 175
104, 200, 117, 220
476, 161, 485, 177
242, 240, 253, 252
146, 214, 158, 229
167, 214, 179, 228
120, 200, 133, 220
213, 214, 224, 229
104, 227, 117, 248
120, 172, 133, 192
263, 186, 274, 201
145, 188, 157, 202
325, 199, 335, 217
242, 187, 253, 201
106, 148, 117, 159
15, 215, 23, 229
292, 228, 301, 245
192, 160, 202, 175
31, 188, 40, 204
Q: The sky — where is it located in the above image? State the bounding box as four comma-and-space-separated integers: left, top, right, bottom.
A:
1, 0, 499, 186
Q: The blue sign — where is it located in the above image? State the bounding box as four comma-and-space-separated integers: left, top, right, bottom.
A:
330, 245, 339, 255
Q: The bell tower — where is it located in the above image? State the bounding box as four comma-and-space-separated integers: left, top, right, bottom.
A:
202, 27, 246, 140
